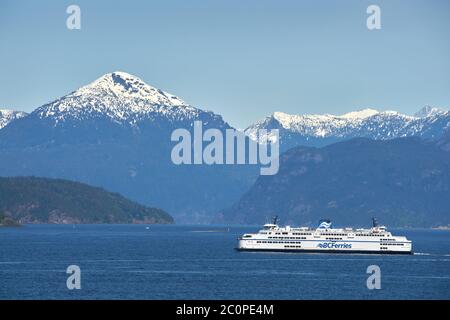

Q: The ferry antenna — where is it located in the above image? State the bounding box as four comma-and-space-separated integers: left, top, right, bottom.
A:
372, 217, 378, 228
272, 215, 279, 225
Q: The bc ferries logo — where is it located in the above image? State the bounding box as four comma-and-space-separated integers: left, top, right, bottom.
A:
318, 221, 332, 229
317, 242, 352, 249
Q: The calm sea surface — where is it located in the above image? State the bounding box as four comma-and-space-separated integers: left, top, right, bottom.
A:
0, 224, 449, 299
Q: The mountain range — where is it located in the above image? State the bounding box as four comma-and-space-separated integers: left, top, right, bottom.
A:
0, 71, 449, 225
0, 72, 258, 223
245, 107, 450, 151
219, 134, 450, 227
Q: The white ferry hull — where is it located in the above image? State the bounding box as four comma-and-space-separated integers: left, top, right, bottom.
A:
237, 238, 412, 254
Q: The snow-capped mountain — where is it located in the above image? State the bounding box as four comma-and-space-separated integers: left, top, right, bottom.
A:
246, 106, 450, 150
0, 72, 257, 223
0, 109, 28, 129
35, 71, 217, 125
414, 106, 447, 118
0, 71, 229, 148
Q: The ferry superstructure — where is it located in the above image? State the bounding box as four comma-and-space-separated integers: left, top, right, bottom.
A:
237, 218, 412, 254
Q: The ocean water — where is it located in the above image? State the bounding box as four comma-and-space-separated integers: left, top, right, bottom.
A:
0, 224, 449, 300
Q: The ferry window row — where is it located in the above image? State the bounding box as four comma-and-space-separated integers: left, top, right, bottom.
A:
256, 241, 302, 244
268, 236, 307, 240
274, 232, 308, 235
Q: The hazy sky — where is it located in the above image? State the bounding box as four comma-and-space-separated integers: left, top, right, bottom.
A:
1, 0, 449, 128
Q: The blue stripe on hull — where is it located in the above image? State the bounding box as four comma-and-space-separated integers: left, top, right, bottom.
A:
235, 248, 413, 255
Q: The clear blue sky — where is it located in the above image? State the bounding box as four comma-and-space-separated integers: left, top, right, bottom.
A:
1, 0, 449, 128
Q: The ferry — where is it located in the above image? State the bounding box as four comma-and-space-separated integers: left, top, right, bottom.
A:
237, 217, 412, 254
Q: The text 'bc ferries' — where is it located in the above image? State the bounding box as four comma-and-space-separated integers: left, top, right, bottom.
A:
237, 217, 412, 254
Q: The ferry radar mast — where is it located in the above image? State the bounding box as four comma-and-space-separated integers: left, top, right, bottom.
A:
372, 217, 378, 228
272, 216, 279, 225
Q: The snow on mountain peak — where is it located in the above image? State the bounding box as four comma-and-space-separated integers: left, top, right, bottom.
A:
272, 109, 380, 127
77, 71, 188, 107
250, 110, 364, 140
414, 106, 447, 118
272, 111, 301, 126
340, 108, 379, 119
0, 109, 18, 117
270, 109, 380, 132
246, 106, 449, 143
0, 109, 28, 129
35, 71, 199, 124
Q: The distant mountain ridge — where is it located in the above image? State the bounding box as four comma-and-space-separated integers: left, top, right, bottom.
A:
245, 107, 450, 151
219, 136, 450, 227
0, 176, 173, 224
